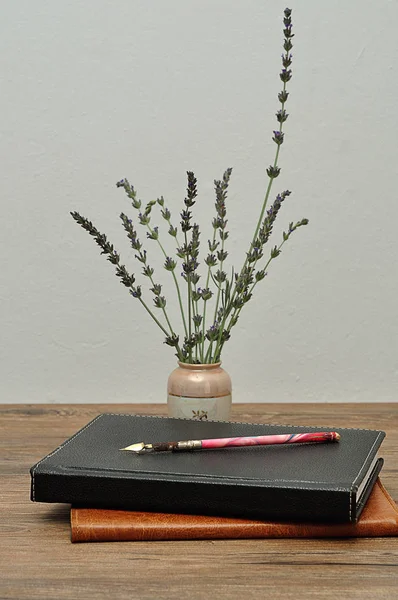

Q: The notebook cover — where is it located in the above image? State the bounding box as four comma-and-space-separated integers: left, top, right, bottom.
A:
70, 479, 398, 542
30, 413, 385, 523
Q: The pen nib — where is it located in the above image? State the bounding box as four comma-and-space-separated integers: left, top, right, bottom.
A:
120, 442, 153, 453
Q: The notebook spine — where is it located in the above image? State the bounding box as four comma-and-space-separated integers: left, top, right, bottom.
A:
31, 469, 354, 523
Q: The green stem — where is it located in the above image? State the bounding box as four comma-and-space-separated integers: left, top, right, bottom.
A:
204, 340, 213, 364
208, 235, 226, 361
201, 229, 217, 362
147, 272, 174, 336
136, 298, 169, 335
146, 224, 188, 339
192, 298, 201, 362
249, 83, 286, 254
215, 239, 287, 359
136, 296, 183, 361
211, 83, 288, 362
187, 276, 192, 362
183, 230, 193, 363
201, 299, 210, 362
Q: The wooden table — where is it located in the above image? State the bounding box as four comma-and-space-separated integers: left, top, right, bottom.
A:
1, 403, 397, 599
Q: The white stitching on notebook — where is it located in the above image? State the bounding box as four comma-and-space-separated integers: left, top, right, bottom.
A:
349, 489, 353, 521
106, 411, 380, 432
31, 414, 103, 501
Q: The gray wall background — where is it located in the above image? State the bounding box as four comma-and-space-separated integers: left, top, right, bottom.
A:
1, 0, 397, 403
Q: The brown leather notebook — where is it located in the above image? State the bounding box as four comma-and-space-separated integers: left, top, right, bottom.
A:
71, 478, 398, 542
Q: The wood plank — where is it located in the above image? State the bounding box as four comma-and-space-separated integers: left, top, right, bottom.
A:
0, 403, 397, 600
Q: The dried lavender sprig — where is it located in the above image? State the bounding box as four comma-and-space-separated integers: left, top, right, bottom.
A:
214, 218, 308, 360
181, 171, 198, 363
154, 195, 191, 338
212, 8, 294, 361
200, 168, 232, 362
181, 331, 204, 363
205, 190, 289, 361
180, 252, 201, 361
205, 191, 290, 361
71, 211, 136, 287
149, 223, 189, 339
201, 238, 219, 362
230, 189, 290, 302
71, 211, 184, 360
186, 223, 202, 361
157, 197, 199, 357
221, 218, 309, 343
119, 211, 179, 342
207, 168, 232, 360
157, 196, 180, 243
257, 190, 291, 246
237, 8, 294, 290
117, 180, 189, 338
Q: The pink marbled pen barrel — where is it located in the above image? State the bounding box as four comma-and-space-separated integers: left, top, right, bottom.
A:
201, 431, 340, 450
121, 431, 340, 453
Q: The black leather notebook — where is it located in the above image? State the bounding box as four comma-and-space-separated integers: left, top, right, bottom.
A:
30, 414, 385, 523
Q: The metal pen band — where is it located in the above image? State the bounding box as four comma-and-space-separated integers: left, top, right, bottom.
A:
176, 440, 202, 451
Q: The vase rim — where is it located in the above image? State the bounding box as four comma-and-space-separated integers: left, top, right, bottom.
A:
177, 361, 222, 370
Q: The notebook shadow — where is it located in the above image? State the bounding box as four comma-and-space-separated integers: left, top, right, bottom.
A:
39, 504, 71, 524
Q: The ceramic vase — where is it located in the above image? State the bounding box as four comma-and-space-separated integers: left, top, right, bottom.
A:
167, 362, 232, 421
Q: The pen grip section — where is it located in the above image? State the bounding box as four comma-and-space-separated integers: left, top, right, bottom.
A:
152, 440, 202, 452
152, 441, 179, 452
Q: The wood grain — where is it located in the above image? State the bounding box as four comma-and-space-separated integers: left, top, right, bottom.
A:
0, 403, 397, 600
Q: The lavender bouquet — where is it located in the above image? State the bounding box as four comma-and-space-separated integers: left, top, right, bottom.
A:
71, 8, 307, 365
